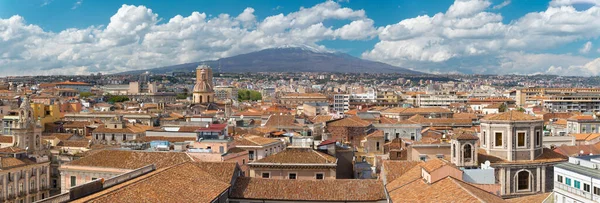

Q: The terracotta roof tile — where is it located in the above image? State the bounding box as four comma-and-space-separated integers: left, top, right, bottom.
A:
311, 115, 334, 123
136, 136, 195, 143
326, 116, 371, 127
482, 111, 540, 121
252, 148, 336, 165
67, 150, 193, 169
366, 130, 384, 138
382, 161, 421, 184
234, 135, 282, 146
78, 162, 235, 203
507, 192, 551, 203
230, 177, 385, 201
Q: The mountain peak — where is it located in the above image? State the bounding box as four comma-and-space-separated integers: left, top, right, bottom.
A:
118, 47, 421, 75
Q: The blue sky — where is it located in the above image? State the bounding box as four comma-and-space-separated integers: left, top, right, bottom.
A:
1, 0, 600, 76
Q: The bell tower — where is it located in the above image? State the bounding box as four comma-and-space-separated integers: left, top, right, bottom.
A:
450, 131, 479, 168
192, 65, 215, 104
12, 95, 42, 154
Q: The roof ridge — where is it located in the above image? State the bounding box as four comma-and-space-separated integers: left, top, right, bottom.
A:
312, 149, 334, 163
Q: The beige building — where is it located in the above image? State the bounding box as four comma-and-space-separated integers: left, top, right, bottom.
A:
479, 111, 568, 198
90, 116, 153, 145
278, 93, 328, 106
192, 65, 215, 104
58, 150, 193, 193
248, 147, 337, 180
0, 147, 51, 203
233, 135, 285, 162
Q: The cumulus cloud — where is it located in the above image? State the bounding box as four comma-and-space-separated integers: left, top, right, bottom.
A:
580, 41, 593, 53
363, 0, 600, 75
0, 2, 378, 76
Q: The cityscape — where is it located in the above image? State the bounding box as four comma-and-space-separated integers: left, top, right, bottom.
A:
1, 0, 600, 203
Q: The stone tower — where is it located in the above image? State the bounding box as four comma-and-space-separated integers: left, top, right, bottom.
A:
193, 65, 215, 104
12, 95, 43, 153
450, 131, 479, 168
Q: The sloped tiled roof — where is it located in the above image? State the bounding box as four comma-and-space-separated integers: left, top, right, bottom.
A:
482, 111, 540, 121
571, 133, 600, 141
230, 177, 385, 201
382, 161, 420, 184
67, 150, 192, 169
326, 116, 371, 127
385, 159, 506, 203
366, 130, 384, 138
311, 115, 335, 123
234, 135, 281, 147
76, 162, 236, 203
264, 115, 297, 127
553, 144, 600, 156
506, 192, 551, 203
252, 148, 336, 165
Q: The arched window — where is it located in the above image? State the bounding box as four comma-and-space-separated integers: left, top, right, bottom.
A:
463, 144, 472, 161
517, 170, 530, 191
30, 179, 35, 190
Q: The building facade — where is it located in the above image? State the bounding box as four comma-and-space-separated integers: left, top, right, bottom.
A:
553, 155, 600, 203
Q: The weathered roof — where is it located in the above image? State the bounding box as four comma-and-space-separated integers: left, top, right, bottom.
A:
67, 150, 193, 169
482, 111, 540, 121
234, 135, 281, 147
230, 177, 386, 201
326, 116, 371, 127
76, 162, 236, 203
252, 148, 336, 165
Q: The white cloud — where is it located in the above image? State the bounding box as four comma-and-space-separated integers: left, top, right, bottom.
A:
0, 2, 377, 76
550, 0, 600, 7
72, 0, 83, 10
580, 41, 593, 53
492, 0, 511, 9
363, 0, 600, 75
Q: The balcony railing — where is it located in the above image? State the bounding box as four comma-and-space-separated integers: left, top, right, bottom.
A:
555, 181, 593, 200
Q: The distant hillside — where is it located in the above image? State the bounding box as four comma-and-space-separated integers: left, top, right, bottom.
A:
118, 47, 422, 75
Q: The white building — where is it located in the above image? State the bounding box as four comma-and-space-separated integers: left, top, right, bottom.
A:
333, 94, 349, 116
553, 155, 600, 203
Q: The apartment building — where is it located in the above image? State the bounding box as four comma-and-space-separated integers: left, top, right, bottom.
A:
333, 94, 349, 116
553, 155, 600, 203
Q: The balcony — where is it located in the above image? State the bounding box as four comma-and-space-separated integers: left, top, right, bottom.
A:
554, 181, 593, 200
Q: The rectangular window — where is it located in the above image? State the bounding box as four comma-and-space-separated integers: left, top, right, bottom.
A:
92, 178, 97, 181
315, 173, 324, 180
249, 151, 255, 160
482, 131, 486, 146
219, 146, 224, 153
557, 175, 562, 183
70, 176, 76, 187
565, 178, 571, 186
574, 180, 581, 189
517, 132, 525, 147
536, 131, 541, 146
261, 173, 270, 179
495, 132, 503, 147
288, 173, 297, 180
584, 183, 590, 192
594, 186, 600, 195
419, 155, 427, 161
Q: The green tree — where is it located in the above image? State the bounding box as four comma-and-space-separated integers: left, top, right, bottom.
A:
498, 103, 507, 112
176, 93, 188, 100
238, 89, 262, 101
79, 92, 94, 98
107, 95, 129, 103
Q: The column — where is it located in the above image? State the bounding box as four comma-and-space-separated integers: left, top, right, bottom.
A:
530, 125, 535, 160
541, 166, 546, 192
507, 125, 512, 161
536, 167, 541, 192
505, 167, 511, 195
500, 167, 506, 195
